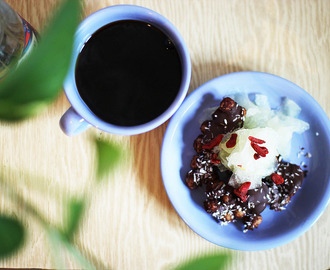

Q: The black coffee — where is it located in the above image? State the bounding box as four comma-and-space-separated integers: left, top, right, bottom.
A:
75, 20, 182, 126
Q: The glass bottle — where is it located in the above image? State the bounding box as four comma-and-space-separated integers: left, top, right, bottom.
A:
0, 0, 38, 80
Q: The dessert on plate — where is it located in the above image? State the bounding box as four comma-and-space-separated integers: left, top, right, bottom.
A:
185, 95, 309, 232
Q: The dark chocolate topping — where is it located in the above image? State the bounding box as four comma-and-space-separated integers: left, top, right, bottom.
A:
185, 97, 306, 232
246, 183, 270, 214
266, 161, 304, 211
187, 97, 245, 187
200, 97, 245, 142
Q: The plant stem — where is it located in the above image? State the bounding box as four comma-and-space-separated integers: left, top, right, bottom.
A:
0, 176, 48, 227
0, 176, 96, 269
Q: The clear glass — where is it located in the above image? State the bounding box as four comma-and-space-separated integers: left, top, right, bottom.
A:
0, 0, 25, 79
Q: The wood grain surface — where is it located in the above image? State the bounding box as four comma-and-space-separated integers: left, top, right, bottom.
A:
0, 0, 329, 269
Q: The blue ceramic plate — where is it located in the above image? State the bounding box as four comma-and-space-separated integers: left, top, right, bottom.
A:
161, 71, 330, 251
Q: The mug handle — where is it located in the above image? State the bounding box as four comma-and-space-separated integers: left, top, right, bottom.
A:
59, 107, 91, 136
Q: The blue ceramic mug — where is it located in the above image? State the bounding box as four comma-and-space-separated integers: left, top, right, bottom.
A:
60, 5, 191, 136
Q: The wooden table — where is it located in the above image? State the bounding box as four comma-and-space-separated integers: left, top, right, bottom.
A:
1, 0, 329, 269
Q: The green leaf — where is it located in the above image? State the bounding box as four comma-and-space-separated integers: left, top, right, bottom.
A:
95, 138, 122, 181
47, 227, 96, 270
47, 227, 67, 269
174, 253, 231, 270
62, 198, 85, 241
0, 0, 81, 121
62, 238, 96, 270
0, 215, 25, 258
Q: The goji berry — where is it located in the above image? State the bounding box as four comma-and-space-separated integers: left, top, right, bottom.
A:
233, 182, 251, 202
202, 134, 224, 149
226, 133, 238, 148
248, 136, 266, 144
271, 173, 284, 185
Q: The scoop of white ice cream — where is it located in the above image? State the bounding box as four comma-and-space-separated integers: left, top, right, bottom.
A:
229, 94, 310, 159
218, 127, 279, 189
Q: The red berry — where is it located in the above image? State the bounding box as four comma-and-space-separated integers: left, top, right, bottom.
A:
210, 152, 221, 164
271, 173, 284, 185
226, 133, 238, 148
251, 142, 269, 157
233, 182, 251, 202
248, 136, 266, 144
202, 134, 224, 149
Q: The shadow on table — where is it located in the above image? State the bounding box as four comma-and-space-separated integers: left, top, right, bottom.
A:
129, 124, 175, 215
189, 60, 249, 94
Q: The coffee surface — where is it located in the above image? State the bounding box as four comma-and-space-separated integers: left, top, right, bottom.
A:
75, 20, 182, 126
